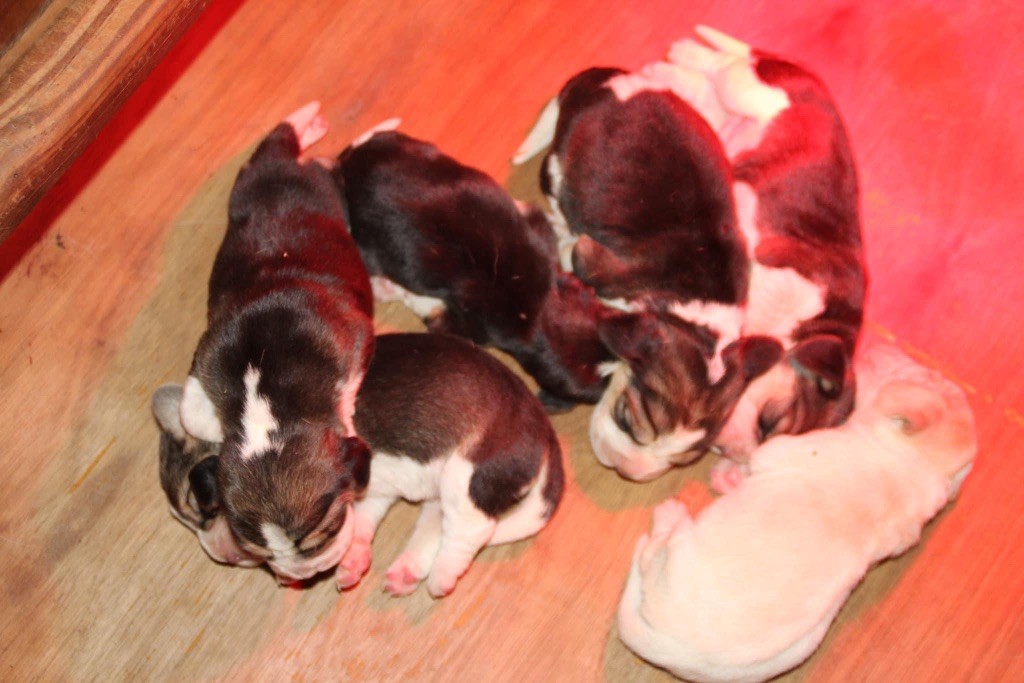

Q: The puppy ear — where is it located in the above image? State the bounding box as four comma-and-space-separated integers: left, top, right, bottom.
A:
722, 336, 784, 382
152, 384, 186, 442
597, 313, 662, 368
187, 457, 221, 517
335, 435, 372, 494
790, 335, 849, 399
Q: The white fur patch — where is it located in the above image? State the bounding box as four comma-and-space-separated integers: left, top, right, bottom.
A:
239, 366, 278, 460
336, 371, 365, 437
733, 181, 826, 346
368, 451, 446, 503
745, 265, 826, 345
513, 96, 560, 164
541, 155, 579, 272
180, 376, 224, 443
733, 182, 760, 257
351, 117, 402, 148
607, 72, 668, 102
370, 276, 445, 320
261, 522, 295, 557
666, 29, 790, 160
590, 367, 706, 481
667, 300, 744, 383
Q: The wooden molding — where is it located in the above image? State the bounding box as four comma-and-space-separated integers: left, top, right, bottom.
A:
0, 0, 209, 240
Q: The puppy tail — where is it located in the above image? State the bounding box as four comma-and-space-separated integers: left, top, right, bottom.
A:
512, 96, 560, 165
349, 117, 402, 148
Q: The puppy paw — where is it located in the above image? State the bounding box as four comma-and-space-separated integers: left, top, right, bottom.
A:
335, 539, 372, 590
650, 498, 691, 537
384, 554, 425, 597
284, 101, 328, 152
425, 573, 458, 599
709, 458, 748, 495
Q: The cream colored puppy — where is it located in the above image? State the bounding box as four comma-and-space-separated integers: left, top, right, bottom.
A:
617, 344, 977, 683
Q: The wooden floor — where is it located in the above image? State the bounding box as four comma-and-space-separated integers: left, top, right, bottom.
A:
2, 1, 1023, 680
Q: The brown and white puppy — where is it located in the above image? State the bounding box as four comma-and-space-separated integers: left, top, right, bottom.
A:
617, 344, 976, 683
334, 128, 611, 411
515, 66, 780, 478
179, 102, 375, 582
157, 334, 564, 598
335, 333, 564, 598
666, 27, 867, 459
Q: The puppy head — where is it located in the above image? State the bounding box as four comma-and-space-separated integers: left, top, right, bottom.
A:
717, 335, 856, 459
219, 427, 371, 582
860, 345, 977, 493
590, 312, 781, 480
528, 272, 614, 406
151, 385, 259, 566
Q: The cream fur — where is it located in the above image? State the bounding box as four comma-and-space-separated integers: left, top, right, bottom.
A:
617, 344, 977, 682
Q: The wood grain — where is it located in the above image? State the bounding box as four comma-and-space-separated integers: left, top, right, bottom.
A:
0, 0, 209, 238
1, 0, 1022, 680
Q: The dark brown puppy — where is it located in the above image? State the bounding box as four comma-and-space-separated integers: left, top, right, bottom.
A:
335, 129, 611, 412
179, 103, 374, 582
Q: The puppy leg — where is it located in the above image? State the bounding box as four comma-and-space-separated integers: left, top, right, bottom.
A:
638, 498, 693, 573
425, 458, 498, 598
335, 495, 394, 590
384, 500, 443, 597
283, 101, 328, 152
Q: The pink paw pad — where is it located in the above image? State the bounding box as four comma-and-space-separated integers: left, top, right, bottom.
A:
384, 560, 423, 597
335, 542, 371, 590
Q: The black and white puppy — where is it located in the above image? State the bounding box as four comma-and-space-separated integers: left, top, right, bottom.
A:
179, 102, 375, 582
667, 27, 867, 459
335, 333, 564, 598
334, 127, 611, 411
151, 385, 259, 567
515, 67, 781, 480
156, 334, 564, 598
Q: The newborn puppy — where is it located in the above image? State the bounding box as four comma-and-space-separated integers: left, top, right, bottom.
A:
157, 334, 563, 598
151, 385, 258, 567
515, 65, 780, 477
335, 128, 610, 410
617, 345, 976, 683
179, 102, 375, 582
335, 333, 564, 598
666, 27, 867, 458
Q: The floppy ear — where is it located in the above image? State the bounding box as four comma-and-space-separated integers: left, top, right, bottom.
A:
790, 335, 849, 399
597, 313, 663, 368
152, 384, 186, 442
187, 456, 221, 517
335, 435, 372, 494
722, 336, 784, 383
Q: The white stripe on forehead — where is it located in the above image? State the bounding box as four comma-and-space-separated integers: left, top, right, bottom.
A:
667, 300, 743, 384
239, 366, 279, 460
261, 522, 296, 557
